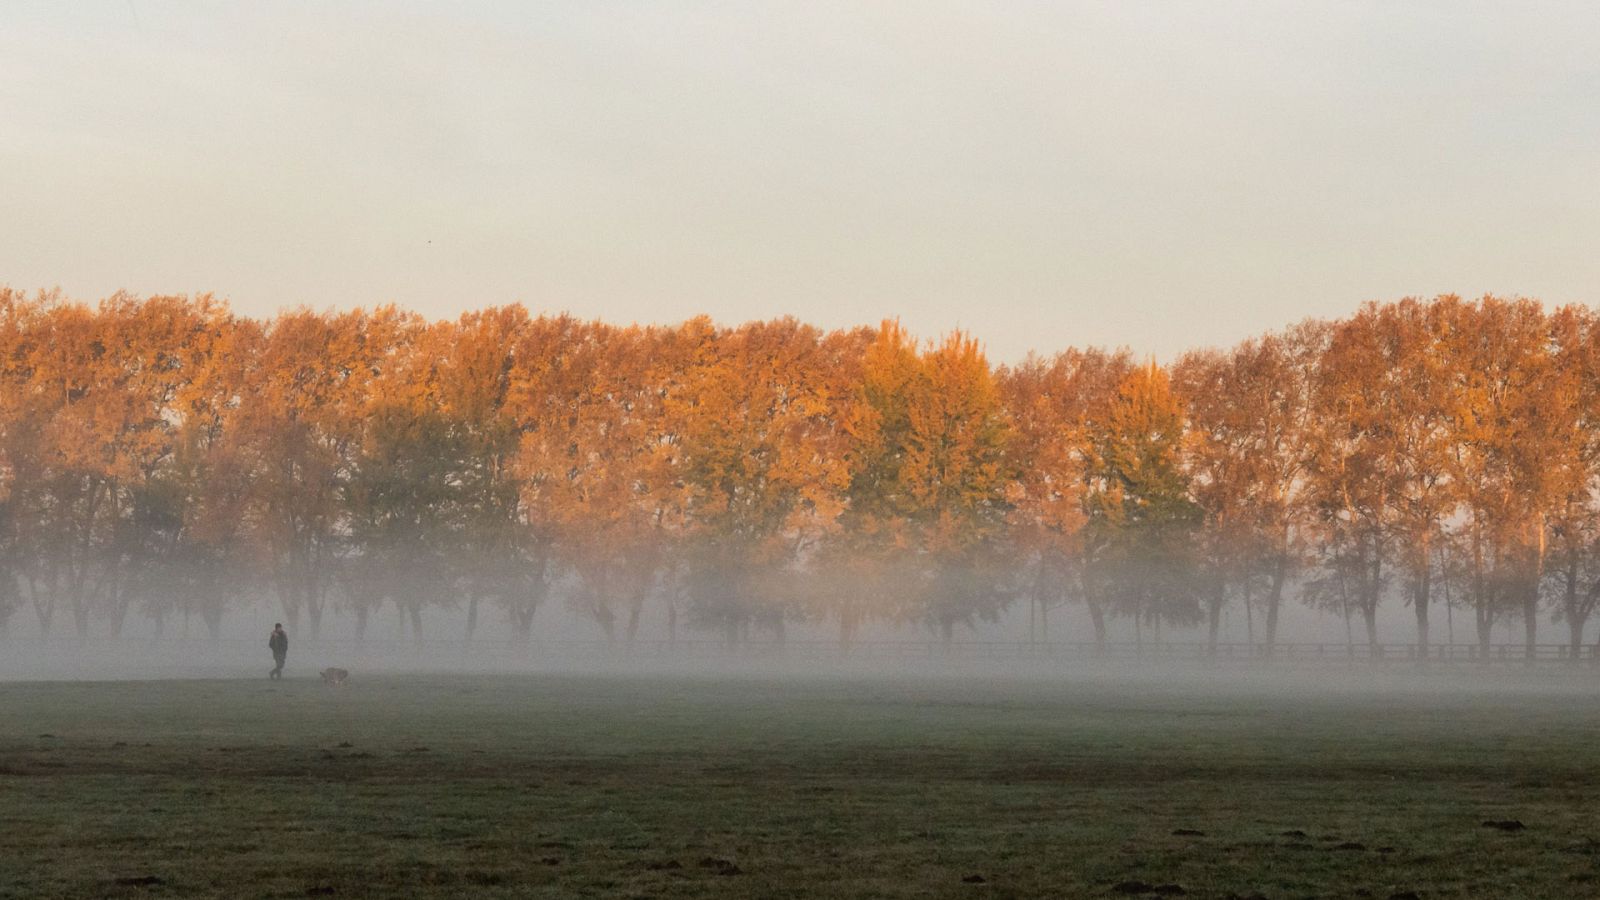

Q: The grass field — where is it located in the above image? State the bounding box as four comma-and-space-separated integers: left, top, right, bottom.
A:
2, 667, 1599, 899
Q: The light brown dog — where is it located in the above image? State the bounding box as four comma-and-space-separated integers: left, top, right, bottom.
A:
319, 667, 349, 686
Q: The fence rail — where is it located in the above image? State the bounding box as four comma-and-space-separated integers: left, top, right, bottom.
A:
4, 635, 1599, 665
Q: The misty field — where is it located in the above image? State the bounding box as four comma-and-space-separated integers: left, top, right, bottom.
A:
3, 670, 1599, 899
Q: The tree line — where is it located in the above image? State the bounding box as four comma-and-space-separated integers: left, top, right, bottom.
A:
1, 289, 1596, 657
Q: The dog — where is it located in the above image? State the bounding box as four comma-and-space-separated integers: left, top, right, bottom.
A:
319, 667, 350, 686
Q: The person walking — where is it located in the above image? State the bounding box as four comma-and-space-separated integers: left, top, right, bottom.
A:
268, 623, 289, 679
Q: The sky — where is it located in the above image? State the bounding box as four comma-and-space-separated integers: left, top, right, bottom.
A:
2, 2, 1597, 363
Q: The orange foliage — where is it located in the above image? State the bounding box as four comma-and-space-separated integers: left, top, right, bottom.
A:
1, 290, 1598, 654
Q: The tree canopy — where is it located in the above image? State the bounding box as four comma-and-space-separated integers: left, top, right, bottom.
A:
2, 289, 1597, 656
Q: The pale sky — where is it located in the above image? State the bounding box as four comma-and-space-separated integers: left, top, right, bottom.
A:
2, 2, 1597, 362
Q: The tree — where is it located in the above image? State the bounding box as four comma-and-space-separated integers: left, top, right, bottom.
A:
336, 307, 459, 644
1303, 309, 1397, 652
1437, 297, 1558, 659
126, 297, 261, 639
249, 308, 378, 638
1541, 306, 1600, 660
828, 320, 925, 648
0, 288, 56, 634
1298, 301, 1456, 655
899, 332, 1016, 644
438, 306, 548, 641
999, 350, 1112, 645
1174, 323, 1320, 655
512, 319, 666, 643
665, 319, 861, 645
1084, 361, 1201, 642
1370, 301, 1457, 655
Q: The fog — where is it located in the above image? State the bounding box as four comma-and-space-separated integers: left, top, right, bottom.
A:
3, 572, 1594, 685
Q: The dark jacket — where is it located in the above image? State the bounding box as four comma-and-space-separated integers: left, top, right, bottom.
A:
269, 631, 288, 657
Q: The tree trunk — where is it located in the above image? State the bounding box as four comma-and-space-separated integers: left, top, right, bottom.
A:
1564, 556, 1584, 664
306, 572, 326, 640
1337, 569, 1354, 659
72, 594, 90, 640
1472, 522, 1491, 661
625, 598, 643, 644
1241, 576, 1252, 656
1368, 549, 1383, 656
408, 604, 423, 649
1525, 523, 1545, 662
1441, 541, 1454, 647
201, 606, 223, 641
1413, 557, 1431, 656
1086, 596, 1106, 653
1264, 541, 1288, 657
465, 594, 479, 641
1206, 578, 1224, 657
28, 576, 54, 637
108, 588, 129, 638
276, 579, 302, 635
1524, 583, 1539, 662
1475, 601, 1492, 660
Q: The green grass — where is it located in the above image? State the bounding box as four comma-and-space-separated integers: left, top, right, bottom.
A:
2, 669, 1599, 898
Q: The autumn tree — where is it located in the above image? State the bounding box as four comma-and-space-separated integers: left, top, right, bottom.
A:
1084, 361, 1201, 641
898, 332, 1015, 644
511, 319, 669, 643
1296, 301, 1455, 655
16, 300, 120, 638
999, 351, 1100, 644
0, 288, 54, 634
337, 308, 462, 643
1176, 324, 1322, 654
1540, 306, 1600, 659
12, 295, 209, 638
1436, 297, 1561, 658
998, 349, 1135, 648
1178, 347, 1279, 652
826, 320, 925, 647
437, 306, 550, 641
1366, 300, 1459, 655
121, 297, 262, 638
665, 319, 862, 645
829, 324, 1017, 646
1302, 310, 1398, 652
245, 309, 375, 637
